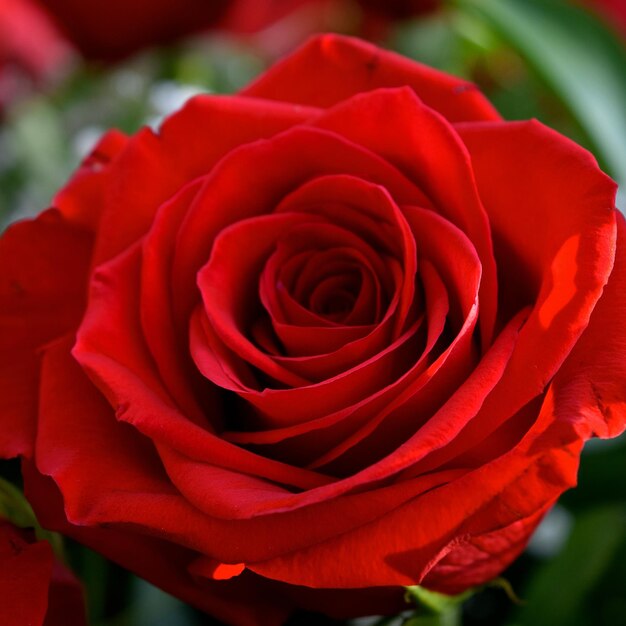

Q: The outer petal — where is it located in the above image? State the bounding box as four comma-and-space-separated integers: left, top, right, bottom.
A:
548, 211, 626, 439
242, 34, 501, 123
0, 130, 128, 459
0, 210, 93, 459
53, 129, 129, 230
420, 507, 548, 594
248, 402, 584, 588
23, 466, 408, 622
75, 243, 329, 493
435, 120, 619, 462
22, 467, 290, 626
92, 95, 317, 265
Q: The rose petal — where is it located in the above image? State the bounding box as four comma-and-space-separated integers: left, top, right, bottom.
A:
199, 214, 403, 376
192, 304, 422, 431
53, 129, 128, 230
315, 87, 498, 346
429, 120, 620, 460
197, 212, 323, 388
274, 173, 419, 337
261, 245, 382, 354
92, 95, 317, 265
243, 34, 501, 123
22, 466, 290, 626
75, 243, 329, 492
262, 249, 342, 327
223, 205, 480, 471
141, 178, 214, 425
172, 125, 425, 332
32, 333, 474, 569
547, 211, 626, 440
248, 398, 583, 588
419, 507, 548, 594
0, 210, 93, 459
221, 260, 442, 461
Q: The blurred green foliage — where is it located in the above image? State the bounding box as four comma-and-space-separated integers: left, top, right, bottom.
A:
457, 0, 626, 190
510, 505, 626, 626
0, 38, 262, 229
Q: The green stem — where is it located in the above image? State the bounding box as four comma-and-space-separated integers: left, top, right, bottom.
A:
403, 604, 462, 626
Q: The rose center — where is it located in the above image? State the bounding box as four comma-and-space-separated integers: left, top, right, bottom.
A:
305, 269, 361, 321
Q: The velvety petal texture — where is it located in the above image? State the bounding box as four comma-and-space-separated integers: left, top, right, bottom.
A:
0, 34, 624, 626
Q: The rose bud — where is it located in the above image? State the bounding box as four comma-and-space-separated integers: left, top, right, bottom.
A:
1, 34, 624, 626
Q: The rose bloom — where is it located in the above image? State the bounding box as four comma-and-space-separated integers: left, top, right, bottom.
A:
1, 34, 625, 625
0, 519, 86, 626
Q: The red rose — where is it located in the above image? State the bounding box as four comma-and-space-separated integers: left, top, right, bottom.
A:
1, 34, 625, 625
0, 520, 86, 626
32, 0, 232, 62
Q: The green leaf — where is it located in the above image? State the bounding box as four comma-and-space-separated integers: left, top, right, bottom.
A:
0, 477, 65, 560
456, 0, 626, 188
509, 505, 626, 626
0, 477, 36, 528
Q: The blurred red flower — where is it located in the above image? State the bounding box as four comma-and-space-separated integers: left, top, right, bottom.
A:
33, 0, 232, 62
0, 0, 70, 110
